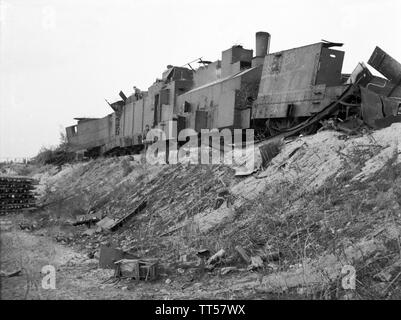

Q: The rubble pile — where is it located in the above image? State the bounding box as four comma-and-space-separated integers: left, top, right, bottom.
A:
0, 176, 37, 214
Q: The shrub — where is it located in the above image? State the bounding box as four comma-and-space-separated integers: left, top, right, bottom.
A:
32, 132, 75, 166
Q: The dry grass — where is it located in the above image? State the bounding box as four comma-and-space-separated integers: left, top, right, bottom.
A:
200, 145, 401, 299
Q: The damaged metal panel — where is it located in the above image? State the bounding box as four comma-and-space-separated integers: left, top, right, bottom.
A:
365, 77, 400, 97
315, 47, 345, 86
268, 85, 358, 139
361, 87, 401, 129
254, 43, 345, 119
368, 46, 401, 85
346, 62, 373, 86
382, 96, 400, 117
360, 87, 385, 128
254, 85, 346, 118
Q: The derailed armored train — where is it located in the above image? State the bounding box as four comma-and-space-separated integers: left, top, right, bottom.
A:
66, 31, 401, 156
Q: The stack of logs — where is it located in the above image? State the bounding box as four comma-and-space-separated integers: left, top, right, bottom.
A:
0, 176, 37, 214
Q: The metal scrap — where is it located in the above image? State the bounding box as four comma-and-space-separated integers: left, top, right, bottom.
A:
73, 212, 102, 226
368, 46, 401, 86
361, 87, 401, 129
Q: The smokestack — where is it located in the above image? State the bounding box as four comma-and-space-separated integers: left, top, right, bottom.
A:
255, 31, 270, 57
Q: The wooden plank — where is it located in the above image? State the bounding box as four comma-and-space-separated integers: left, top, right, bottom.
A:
109, 200, 147, 231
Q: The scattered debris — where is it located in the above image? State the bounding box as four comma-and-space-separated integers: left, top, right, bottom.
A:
220, 267, 238, 275
206, 249, 226, 268
0, 269, 22, 278
73, 212, 102, 226
196, 249, 211, 260
262, 251, 281, 262
374, 259, 401, 283
55, 234, 72, 243
19, 221, 37, 231
235, 246, 251, 264
248, 256, 264, 270
96, 216, 117, 232
82, 228, 96, 236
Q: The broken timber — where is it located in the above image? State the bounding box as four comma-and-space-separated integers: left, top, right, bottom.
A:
108, 200, 147, 231
72, 212, 102, 226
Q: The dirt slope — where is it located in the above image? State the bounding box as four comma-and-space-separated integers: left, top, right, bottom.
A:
3, 123, 401, 299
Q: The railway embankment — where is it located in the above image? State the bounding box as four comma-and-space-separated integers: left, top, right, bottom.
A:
2, 123, 401, 299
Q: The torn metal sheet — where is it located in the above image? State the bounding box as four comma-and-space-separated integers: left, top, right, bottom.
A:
321, 40, 344, 48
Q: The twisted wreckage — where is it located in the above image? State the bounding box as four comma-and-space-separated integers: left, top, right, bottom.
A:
65, 32, 401, 157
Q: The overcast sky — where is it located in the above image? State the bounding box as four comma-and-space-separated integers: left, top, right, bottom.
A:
1, 0, 400, 159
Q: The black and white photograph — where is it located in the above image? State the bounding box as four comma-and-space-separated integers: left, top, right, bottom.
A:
1, 0, 401, 307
